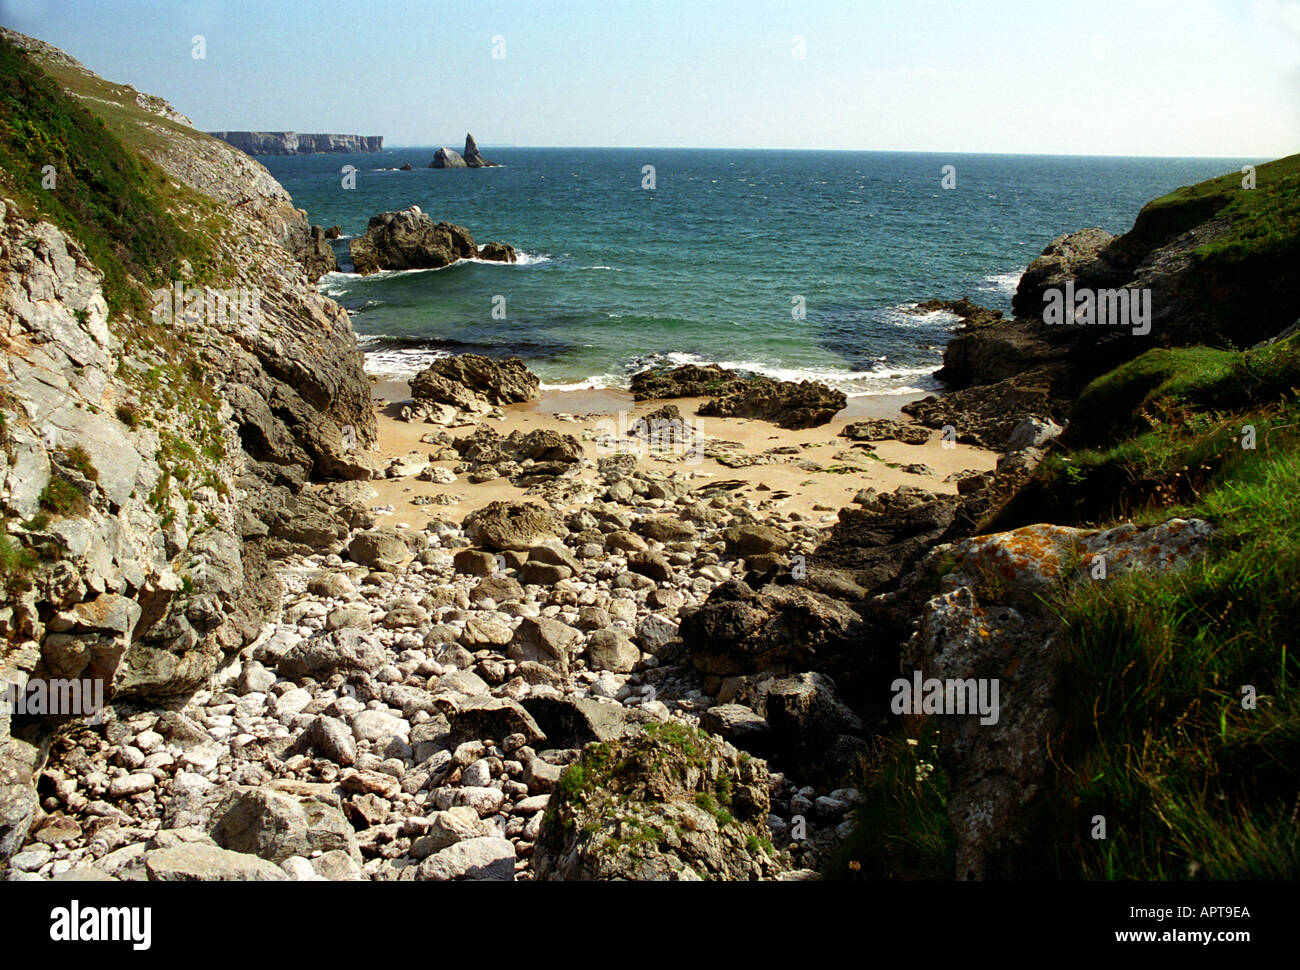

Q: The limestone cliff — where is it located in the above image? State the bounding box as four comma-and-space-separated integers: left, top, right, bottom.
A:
0, 31, 376, 858
206, 132, 383, 155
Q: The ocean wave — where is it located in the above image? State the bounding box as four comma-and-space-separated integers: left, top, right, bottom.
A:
538, 374, 625, 392
630, 350, 939, 393
317, 251, 552, 293
977, 270, 1023, 296
882, 304, 963, 327
362, 346, 453, 378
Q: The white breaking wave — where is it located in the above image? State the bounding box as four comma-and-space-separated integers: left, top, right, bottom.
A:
978, 270, 1023, 296
459, 250, 552, 267
360, 345, 940, 396
317, 251, 552, 294
640, 350, 939, 394
538, 374, 626, 392
362, 346, 454, 379
883, 304, 962, 328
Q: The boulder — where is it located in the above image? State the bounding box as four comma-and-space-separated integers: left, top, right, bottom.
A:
413, 355, 540, 408
144, 843, 289, 881
410, 807, 495, 857
276, 629, 388, 681
464, 501, 565, 551
347, 529, 413, 570
721, 524, 795, 558
1004, 416, 1063, 453
699, 378, 847, 429
679, 581, 863, 677
208, 787, 357, 864
632, 364, 845, 429
900, 517, 1214, 880
0, 739, 41, 861
508, 616, 583, 673
585, 629, 640, 673
534, 724, 781, 881
840, 418, 930, 445
447, 696, 546, 747
416, 836, 515, 881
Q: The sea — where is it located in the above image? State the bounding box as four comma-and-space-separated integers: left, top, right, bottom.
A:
260, 149, 1250, 396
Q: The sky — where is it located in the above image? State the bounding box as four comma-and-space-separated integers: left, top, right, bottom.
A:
1, 0, 1297, 157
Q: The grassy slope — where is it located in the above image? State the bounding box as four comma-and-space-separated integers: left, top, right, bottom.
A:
0, 36, 225, 315
1121, 152, 1300, 265
1046, 336, 1300, 878
829, 334, 1300, 881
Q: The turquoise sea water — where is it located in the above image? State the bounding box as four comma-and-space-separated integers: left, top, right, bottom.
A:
261, 149, 1249, 395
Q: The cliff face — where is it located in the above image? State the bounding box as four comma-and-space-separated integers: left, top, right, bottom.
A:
207, 132, 383, 155
0, 33, 375, 858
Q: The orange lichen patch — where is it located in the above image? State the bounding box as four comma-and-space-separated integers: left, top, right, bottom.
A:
978, 628, 991, 639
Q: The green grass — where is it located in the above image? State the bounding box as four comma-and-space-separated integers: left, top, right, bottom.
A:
1125, 153, 1300, 265
0, 533, 38, 595
823, 725, 955, 880
38, 477, 85, 515
0, 36, 221, 316
1032, 337, 1300, 878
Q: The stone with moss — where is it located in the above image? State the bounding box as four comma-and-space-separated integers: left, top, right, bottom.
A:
533, 721, 786, 881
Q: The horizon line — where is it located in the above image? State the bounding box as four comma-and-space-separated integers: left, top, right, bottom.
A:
374, 144, 1287, 161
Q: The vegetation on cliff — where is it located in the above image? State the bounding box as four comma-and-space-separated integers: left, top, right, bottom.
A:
828, 161, 1300, 881
0, 36, 224, 316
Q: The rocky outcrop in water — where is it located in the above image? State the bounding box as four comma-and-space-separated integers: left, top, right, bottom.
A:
207, 132, 383, 155
348, 207, 516, 275
913, 158, 1300, 451
463, 134, 497, 168
431, 148, 467, 169
432, 134, 498, 169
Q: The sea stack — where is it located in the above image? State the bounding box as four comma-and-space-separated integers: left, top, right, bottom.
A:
431, 133, 497, 168
463, 133, 497, 167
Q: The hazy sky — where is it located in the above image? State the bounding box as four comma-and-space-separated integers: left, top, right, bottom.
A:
2, 0, 1297, 156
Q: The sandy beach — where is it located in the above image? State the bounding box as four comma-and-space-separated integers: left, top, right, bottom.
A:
353, 378, 998, 528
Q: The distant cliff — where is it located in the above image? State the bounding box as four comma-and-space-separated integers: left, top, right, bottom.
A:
207, 131, 383, 155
